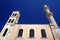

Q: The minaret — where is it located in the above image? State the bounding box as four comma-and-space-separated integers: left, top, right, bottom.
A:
44, 5, 60, 40
44, 5, 58, 28
0, 11, 20, 40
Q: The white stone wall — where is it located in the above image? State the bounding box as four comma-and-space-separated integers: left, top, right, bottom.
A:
50, 25, 60, 40
2, 24, 54, 40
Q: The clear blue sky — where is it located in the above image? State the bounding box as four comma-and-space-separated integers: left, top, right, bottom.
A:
0, 0, 60, 32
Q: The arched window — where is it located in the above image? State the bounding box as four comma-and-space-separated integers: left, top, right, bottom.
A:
13, 13, 17, 16
41, 29, 47, 38
11, 19, 14, 23
29, 29, 34, 38
8, 19, 14, 23
3, 28, 8, 36
18, 29, 23, 37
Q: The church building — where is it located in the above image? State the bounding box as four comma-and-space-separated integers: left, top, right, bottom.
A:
0, 5, 60, 40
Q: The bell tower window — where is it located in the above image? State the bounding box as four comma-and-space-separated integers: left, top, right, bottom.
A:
8, 19, 14, 23
13, 13, 17, 16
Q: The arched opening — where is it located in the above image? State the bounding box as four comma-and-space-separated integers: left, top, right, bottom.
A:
18, 29, 23, 37
3, 28, 8, 36
29, 29, 34, 38
41, 29, 47, 38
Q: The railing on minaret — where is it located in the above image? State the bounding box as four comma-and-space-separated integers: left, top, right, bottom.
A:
44, 5, 58, 28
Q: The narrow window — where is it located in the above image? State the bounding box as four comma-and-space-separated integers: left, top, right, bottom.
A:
41, 29, 47, 38
13, 13, 17, 16
8, 19, 11, 23
11, 19, 14, 23
3, 28, 8, 36
8, 19, 14, 23
29, 29, 34, 38
18, 29, 23, 37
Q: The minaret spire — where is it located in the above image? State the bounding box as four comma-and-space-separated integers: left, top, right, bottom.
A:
44, 4, 58, 27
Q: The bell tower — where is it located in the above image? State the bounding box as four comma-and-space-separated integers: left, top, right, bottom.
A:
6, 11, 20, 24
0, 11, 20, 40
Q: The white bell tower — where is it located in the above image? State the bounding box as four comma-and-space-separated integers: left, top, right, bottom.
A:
6, 11, 20, 24
0, 11, 20, 40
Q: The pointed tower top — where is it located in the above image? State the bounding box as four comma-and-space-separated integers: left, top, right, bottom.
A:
44, 4, 49, 9
44, 4, 58, 27
44, 4, 53, 18
44, 4, 51, 13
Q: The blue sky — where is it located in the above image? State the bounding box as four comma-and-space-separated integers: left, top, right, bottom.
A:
0, 0, 60, 32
